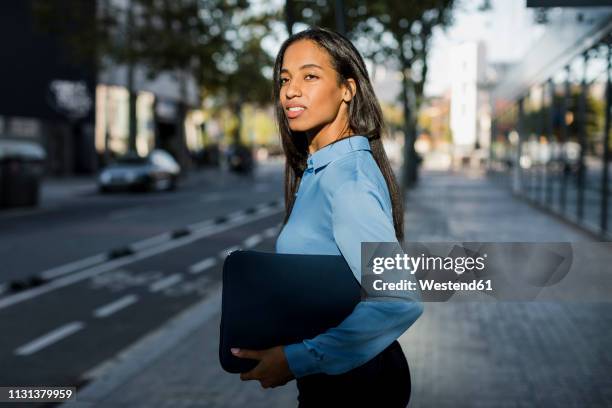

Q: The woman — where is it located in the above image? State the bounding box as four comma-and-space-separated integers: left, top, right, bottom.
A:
232, 27, 424, 407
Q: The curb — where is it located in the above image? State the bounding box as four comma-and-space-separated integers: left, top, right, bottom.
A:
61, 285, 223, 407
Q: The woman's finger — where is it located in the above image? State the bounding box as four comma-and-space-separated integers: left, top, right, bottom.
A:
231, 348, 262, 360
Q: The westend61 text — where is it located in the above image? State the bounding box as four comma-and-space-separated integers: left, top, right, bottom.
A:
372, 279, 493, 292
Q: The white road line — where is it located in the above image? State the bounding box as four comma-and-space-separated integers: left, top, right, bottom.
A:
41, 205, 276, 281
40, 254, 108, 280
129, 232, 172, 251
255, 202, 272, 213
93, 295, 139, 318
227, 210, 248, 222
263, 226, 280, 238
149, 274, 183, 293
243, 234, 263, 248
75, 284, 223, 399
15, 322, 85, 356
187, 218, 215, 231
0, 206, 282, 311
188, 257, 217, 274
227, 210, 245, 218
219, 246, 241, 258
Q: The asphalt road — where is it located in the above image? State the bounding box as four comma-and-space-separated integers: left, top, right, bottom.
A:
0, 161, 286, 405
0, 162, 284, 285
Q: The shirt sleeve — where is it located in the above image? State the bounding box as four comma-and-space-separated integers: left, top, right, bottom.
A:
283, 180, 424, 377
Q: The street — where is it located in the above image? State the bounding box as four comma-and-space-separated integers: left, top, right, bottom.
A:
0, 162, 285, 402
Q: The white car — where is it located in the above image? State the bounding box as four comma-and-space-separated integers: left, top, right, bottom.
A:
98, 149, 181, 193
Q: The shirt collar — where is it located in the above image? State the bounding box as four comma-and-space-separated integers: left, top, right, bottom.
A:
306, 135, 371, 172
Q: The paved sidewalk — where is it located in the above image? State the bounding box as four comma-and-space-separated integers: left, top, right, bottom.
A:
402, 171, 611, 408
63, 170, 611, 408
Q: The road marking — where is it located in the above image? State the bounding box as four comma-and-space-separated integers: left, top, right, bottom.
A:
90, 269, 163, 292
227, 210, 247, 222
15, 322, 85, 356
219, 246, 240, 258
188, 257, 217, 274
0, 283, 7, 296
187, 218, 215, 231
255, 202, 273, 213
149, 274, 183, 293
76, 284, 223, 397
0, 206, 282, 311
40, 254, 108, 280
94, 295, 139, 318
243, 234, 263, 248
129, 233, 172, 251
39, 201, 279, 281
263, 225, 280, 238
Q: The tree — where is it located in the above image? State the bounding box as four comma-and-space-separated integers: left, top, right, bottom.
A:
373, 0, 455, 189
31, 0, 266, 165
133, 0, 249, 167
200, 6, 277, 146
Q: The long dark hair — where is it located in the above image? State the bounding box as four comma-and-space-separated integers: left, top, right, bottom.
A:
273, 27, 404, 242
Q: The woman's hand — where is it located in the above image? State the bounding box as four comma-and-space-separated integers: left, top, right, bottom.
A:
232, 346, 295, 389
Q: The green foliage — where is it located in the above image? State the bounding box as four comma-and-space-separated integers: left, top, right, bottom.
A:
287, 0, 455, 107
31, 0, 274, 105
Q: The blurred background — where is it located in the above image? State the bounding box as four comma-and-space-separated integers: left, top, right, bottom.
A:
0, 1, 611, 407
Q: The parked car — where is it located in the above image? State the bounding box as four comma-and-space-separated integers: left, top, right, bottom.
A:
0, 139, 45, 208
226, 143, 254, 174
98, 149, 180, 193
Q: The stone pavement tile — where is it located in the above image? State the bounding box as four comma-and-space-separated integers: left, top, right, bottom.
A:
87, 309, 298, 408
404, 171, 593, 242
400, 301, 612, 408
399, 171, 610, 408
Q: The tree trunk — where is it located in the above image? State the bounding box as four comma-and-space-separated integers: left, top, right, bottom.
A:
177, 70, 191, 174
285, 0, 294, 35
127, 63, 137, 154
126, 0, 137, 154
233, 98, 243, 145
399, 44, 418, 194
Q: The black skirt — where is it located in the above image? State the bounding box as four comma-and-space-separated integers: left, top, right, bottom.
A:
295, 340, 411, 408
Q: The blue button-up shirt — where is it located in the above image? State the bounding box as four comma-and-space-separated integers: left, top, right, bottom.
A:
275, 135, 424, 378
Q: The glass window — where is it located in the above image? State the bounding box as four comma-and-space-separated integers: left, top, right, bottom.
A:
542, 80, 554, 206
491, 101, 519, 178
565, 54, 586, 220
550, 67, 569, 213
584, 41, 610, 231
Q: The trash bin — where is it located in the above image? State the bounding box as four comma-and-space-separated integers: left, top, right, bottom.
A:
0, 139, 46, 208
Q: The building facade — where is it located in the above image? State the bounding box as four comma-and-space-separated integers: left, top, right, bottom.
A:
450, 41, 491, 162
0, 1, 202, 176
491, 5, 612, 239
0, 1, 98, 175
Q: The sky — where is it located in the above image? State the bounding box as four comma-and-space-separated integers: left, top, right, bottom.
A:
256, 0, 546, 98
425, 0, 545, 96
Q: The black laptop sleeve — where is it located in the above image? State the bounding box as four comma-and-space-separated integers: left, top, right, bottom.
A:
219, 250, 361, 373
